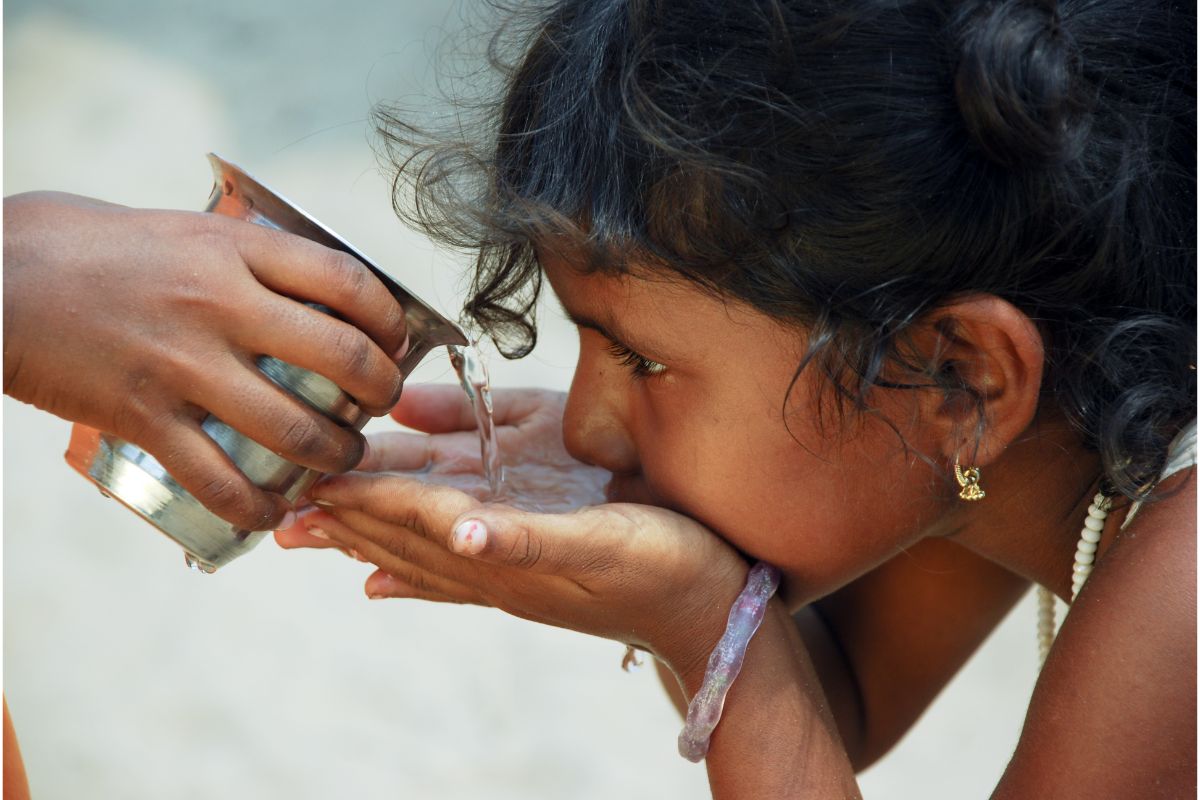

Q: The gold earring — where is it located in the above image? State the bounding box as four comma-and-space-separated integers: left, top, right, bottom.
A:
954, 457, 986, 501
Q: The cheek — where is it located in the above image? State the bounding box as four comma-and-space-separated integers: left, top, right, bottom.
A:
634, 390, 944, 601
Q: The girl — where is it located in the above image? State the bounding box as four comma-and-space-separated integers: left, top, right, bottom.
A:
278, 0, 1196, 796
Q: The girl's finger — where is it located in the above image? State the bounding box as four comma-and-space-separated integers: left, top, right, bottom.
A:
306, 507, 500, 604
273, 505, 344, 549
312, 472, 640, 577
311, 473, 667, 586
311, 473, 479, 530
357, 431, 434, 472
391, 385, 558, 432
306, 507, 490, 601
446, 504, 641, 575
324, 507, 498, 585
361, 429, 498, 475
274, 527, 343, 550
279, 510, 376, 562
364, 569, 472, 604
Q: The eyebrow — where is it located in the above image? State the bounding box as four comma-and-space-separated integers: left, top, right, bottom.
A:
557, 300, 665, 357
560, 305, 617, 341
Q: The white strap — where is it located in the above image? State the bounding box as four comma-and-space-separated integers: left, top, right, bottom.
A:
1121, 419, 1196, 531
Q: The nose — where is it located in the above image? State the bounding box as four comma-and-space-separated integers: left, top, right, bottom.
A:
561, 341, 640, 475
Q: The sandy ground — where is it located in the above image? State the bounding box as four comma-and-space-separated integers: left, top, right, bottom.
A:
4, 2, 1043, 797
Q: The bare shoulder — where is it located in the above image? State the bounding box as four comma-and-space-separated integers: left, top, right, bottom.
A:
996, 472, 1196, 799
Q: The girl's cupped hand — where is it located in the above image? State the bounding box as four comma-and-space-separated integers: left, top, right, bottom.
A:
275, 384, 748, 677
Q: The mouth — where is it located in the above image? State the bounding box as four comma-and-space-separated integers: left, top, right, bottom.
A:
604, 475, 805, 609
773, 574, 804, 613
603, 474, 658, 505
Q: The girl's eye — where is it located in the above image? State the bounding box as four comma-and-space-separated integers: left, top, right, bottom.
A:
605, 341, 667, 378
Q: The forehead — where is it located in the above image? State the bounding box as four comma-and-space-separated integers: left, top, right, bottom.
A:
538, 245, 710, 322
538, 244, 803, 356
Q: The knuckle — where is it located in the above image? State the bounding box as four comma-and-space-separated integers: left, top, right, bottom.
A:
323, 250, 370, 301
360, 366, 403, 415
193, 475, 268, 528
380, 301, 407, 349
328, 430, 366, 473
504, 527, 544, 570
275, 414, 328, 461
110, 389, 164, 445
194, 475, 241, 508
332, 328, 377, 384
242, 221, 287, 254
183, 209, 227, 242
406, 570, 435, 596
382, 535, 410, 562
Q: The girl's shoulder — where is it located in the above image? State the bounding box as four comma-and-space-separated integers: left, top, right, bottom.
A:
996, 469, 1196, 799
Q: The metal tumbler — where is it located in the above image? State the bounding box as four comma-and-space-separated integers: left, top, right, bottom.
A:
64, 154, 468, 572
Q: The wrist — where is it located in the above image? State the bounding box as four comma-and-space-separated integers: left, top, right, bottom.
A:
2, 200, 36, 397
657, 558, 751, 695
700, 601, 862, 798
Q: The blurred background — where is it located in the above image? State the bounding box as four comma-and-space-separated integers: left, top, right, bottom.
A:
4, 1, 1043, 797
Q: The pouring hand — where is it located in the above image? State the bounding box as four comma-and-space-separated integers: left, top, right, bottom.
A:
3, 191, 408, 530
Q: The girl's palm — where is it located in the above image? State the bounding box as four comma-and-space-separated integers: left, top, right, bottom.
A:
361, 384, 610, 512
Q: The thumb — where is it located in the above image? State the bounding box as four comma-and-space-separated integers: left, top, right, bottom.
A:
449, 504, 630, 572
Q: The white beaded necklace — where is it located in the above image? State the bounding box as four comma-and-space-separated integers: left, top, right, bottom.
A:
1037, 420, 1197, 667
1036, 491, 1110, 664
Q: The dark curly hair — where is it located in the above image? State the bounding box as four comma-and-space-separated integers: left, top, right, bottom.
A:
376, 0, 1196, 500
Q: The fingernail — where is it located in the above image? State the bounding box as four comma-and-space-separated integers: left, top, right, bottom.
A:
367, 572, 404, 596
311, 498, 334, 508
306, 525, 329, 540
275, 510, 296, 531
356, 440, 372, 469
368, 593, 387, 600
452, 519, 487, 555
393, 332, 411, 362
350, 548, 367, 563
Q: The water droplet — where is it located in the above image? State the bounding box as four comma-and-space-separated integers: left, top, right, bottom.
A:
183, 552, 217, 574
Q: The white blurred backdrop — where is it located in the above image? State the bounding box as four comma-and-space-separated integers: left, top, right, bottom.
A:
4, 2, 1042, 797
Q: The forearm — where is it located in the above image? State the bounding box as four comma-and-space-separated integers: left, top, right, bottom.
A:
656, 606, 868, 767
672, 600, 862, 798
656, 540, 1030, 775
3, 192, 42, 391
2, 191, 121, 394
793, 604, 868, 765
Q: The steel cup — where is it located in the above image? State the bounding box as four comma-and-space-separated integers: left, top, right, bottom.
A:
65, 154, 468, 572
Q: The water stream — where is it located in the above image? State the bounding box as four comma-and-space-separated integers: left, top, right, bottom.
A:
447, 342, 504, 497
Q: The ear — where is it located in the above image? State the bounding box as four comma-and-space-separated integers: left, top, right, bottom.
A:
906, 294, 1045, 468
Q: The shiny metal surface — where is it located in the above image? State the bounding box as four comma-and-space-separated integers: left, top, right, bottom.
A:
64, 154, 468, 571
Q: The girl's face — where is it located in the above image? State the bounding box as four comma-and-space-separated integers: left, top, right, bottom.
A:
542, 250, 952, 605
